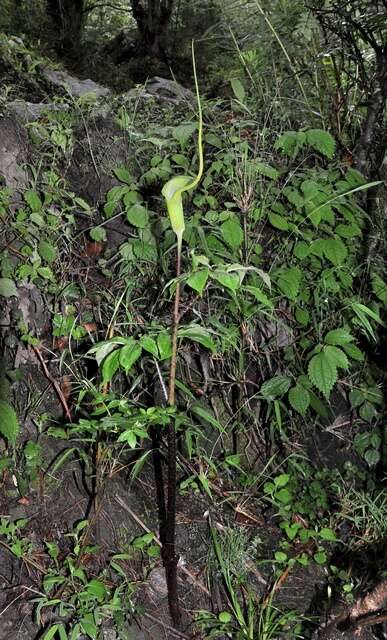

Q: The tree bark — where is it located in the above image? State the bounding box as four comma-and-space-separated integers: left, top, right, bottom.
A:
47, 0, 86, 59
130, 0, 174, 59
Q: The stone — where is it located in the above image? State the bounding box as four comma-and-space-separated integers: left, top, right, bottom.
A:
127, 76, 195, 105
0, 117, 29, 189
7, 100, 69, 124
41, 67, 111, 99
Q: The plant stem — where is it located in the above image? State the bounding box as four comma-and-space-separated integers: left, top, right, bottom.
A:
164, 246, 182, 627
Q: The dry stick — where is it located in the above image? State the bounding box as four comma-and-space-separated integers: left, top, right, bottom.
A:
31, 345, 72, 421
115, 495, 210, 597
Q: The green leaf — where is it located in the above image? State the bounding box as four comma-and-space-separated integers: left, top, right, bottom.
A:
191, 405, 224, 432
221, 217, 244, 249
119, 340, 142, 373
90, 227, 107, 242
178, 324, 216, 352
364, 448, 380, 467
244, 285, 273, 308
295, 308, 309, 326
325, 328, 354, 346
230, 78, 246, 103
141, 336, 158, 357
308, 352, 337, 399
218, 611, 232, 624
38, 240, 57, 263
211, 270, 240, 292
172, 123, 197, 146
113, 167, 132, 185
37, 266, 54, 281
293, 241, 310, 259
86, 579, 107, 601
349, 389, 364, 408
323, 345, 349, 370
322, 237, 347, 266
319, 527, 337, 541
0, 277, 18, 298
274, 474, 290, 487
126, 203, 149, 228
24, 189, 42, 211
254, 162, 279, 180
276, 267, 302, 300
157, 331, 172, 360
306, 129, 335, 158
101, 349, 121, 384
335, 223, 361, 238
260, 376, 291, 400
288, 384, 310, 416
268, 212, 289, 230
186, 269, 209, 295
0, 400, 20, 446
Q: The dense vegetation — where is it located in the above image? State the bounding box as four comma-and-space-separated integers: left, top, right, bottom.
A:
0, 1, 386, 639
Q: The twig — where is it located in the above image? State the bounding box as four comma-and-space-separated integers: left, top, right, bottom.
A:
31, 345, 72, 421
115, 495, 210, 597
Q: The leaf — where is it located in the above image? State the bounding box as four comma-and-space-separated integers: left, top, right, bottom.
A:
319, 527, 337, 541
244, 285, 273, 308
157, 331, 172, 360
293, 241, 310, 259
90, 226, 107, 242
113, 167, 132, 185
306, 129, 335, 158
268, 212, 289, 230
178, 324, 216, 352
364, 448, 380, 467
0, 400, 20, 446
335, 223, 361, 238
230, 78, 246, 103
324, 328, 354, 346
322, 237, 347, 266
38, 240, 57, 263
323, 345, 349, 370
275, 130, 305, 157
37, 266, 54, 281
218, 611, 232, 624
186, 269, 209, 295
254, 162, 279, 180
24, 189, 42, 211
101, 349, 121, 384
126, 203, 149, 228
0, 277, 18, 298
276, 267, 302, 300
221, 217, 244, 249
119, 340, 142, 373
172, 123, 197, 147
140, 336, 158, 357
211, 270, 240, 292
308, 352, 337, 399
288, 384, 310, 416
343, 343, 364, 362
260, 376, 291, 400
191, 405, 224, 432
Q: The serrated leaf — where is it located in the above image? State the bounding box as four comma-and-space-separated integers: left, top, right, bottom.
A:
0, 400, 20, 446
126, 203, 149, 228
322, 237, 347, 266
38, 239, 57, 263
178, 324, 216, 353
288, 384, 310, 416
24, 189, 42, 211
268, 212, 289, 230
335, 223, 361, 238
323, 345, 349, 370
324, 328, 354, 346
276, 267, 302, 300
186, 269, 209, 295
319, 527, 337, 541
260, 375, 291, 400
308, 352, 337, 399
221, 217, 244, 249
254, 162, 279, 180
172, 123, 197, 147
306, 129, 335, 158
113, 167, 132, 185
0, 277, 18, 298
119, 340, 142, 373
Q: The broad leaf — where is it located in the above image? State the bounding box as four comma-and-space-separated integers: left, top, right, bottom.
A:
323, 345, 349, 370
126, 203, 149, 228
178, 324, 216, 353
186, 269, 209, 295
0, 278, 18, 298
288, 384, 310, 416
306, 129, 335, 158
324, 328, 354, 346
260, 376, 291, 400
0, 400, 19, 446
221, 217, 244, 249
119, 340, 142, 373
308, 352, 337, 399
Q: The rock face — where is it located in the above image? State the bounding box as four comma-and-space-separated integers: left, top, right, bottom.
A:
128, 76, 195, 105
7, 99, 69, 124
0, 118, 29, 189
41, 67, 111, 98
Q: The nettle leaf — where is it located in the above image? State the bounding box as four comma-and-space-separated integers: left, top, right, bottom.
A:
221, 217, 244, 249
119, 339, 142, 373
276, 267, 302, 300
322, 237, 347, 266
186, 269, 209, 295
113, 167, 132, 185
342, 343, 364, 361
38, 239, 57, 263
0, 400, 20, 446
260, 375, 291, 400
268, 212, 289, 230
306, 129, 335, 158
275, 130, 306, 157
323, 345, 349, 370
0, 277, 18, 298
126, 203, 149, 228
172, 123, 197, 147
335, 223, 361, 238
325, 328, 354, 345
288, 384, 310, 416
254, 162, 279, 180
178, 324, 216, 353
308, 352, 337, 399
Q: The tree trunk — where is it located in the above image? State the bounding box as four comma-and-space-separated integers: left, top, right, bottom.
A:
47, 0, 85, 59
131, 0, 174, 60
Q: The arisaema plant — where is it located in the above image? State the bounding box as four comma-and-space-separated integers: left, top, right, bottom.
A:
159, 40, 204, 627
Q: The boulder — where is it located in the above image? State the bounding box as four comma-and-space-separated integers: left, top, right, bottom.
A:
127, 76, 195, 105
7, 99, 69, 124
41, 67, 111, 99
0, 117, 29, 189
